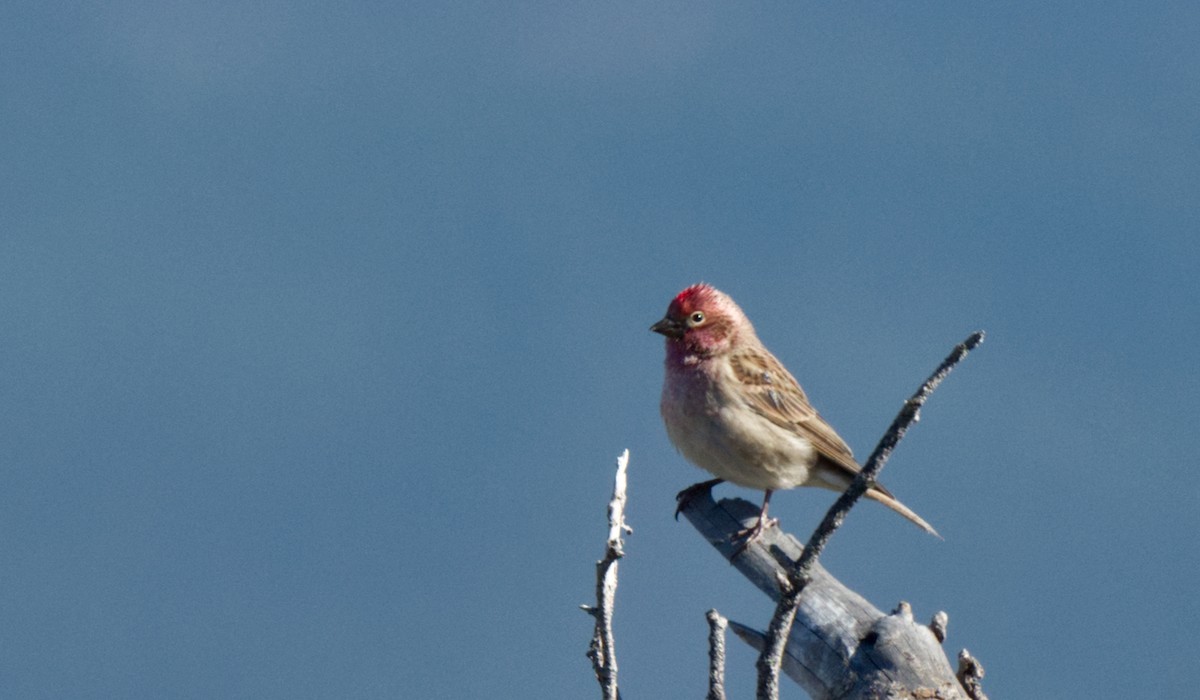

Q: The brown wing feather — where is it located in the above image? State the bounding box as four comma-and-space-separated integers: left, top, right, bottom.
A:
728, 348, 865, 478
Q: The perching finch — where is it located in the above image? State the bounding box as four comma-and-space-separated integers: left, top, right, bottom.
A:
652, 283, 938, 542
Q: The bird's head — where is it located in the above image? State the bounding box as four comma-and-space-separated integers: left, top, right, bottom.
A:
650, 283, 750, 356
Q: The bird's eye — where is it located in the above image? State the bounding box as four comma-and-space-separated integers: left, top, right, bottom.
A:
689, 311, 705, 325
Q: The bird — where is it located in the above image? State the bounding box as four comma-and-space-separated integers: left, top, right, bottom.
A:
651, 283, 938, 544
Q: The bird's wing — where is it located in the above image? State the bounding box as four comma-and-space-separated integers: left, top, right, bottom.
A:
728, 348, 871, 481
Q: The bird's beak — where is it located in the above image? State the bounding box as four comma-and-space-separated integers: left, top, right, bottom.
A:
650, 316, 685, 339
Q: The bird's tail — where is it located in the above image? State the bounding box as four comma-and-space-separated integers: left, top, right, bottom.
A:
864, 487, 941, 539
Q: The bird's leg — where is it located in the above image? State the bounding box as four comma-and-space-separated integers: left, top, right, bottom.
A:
730, 490, 778, 551
758, 489, 778, 530
675, 478, 725, 520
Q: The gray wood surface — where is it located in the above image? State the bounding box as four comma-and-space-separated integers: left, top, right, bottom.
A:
679, 490, 970, 700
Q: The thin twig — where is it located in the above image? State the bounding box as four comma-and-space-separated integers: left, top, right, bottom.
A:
585, 449, 631, 700
753, 585, 799, 700
796, 331, 984, 583
755, 332, 985, 700
706, 609, 728, 700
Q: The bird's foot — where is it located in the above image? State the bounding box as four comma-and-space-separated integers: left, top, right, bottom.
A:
728, 515, 778, 556
675, 478, 725, 520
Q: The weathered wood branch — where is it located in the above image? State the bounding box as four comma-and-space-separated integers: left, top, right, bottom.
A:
679, 491, 974, 699
583, 449, 631, 700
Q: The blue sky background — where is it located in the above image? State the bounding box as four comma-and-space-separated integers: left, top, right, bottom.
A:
3, 3, 1198, 698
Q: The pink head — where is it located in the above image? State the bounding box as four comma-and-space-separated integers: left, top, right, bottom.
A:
650, 283, 752, 356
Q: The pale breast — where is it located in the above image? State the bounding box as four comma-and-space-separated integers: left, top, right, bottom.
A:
661, 361, 818, 490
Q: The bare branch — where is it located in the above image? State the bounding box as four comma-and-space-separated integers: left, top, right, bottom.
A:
755, 332, 985, 699
585, 449, 630, 700
798, 331, 984, 583
706, 609, 728, 700
679, 492, 969, 699
754, 591, 798, 700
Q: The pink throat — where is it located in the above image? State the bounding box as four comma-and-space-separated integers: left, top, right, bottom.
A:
664, 335, 716, 367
